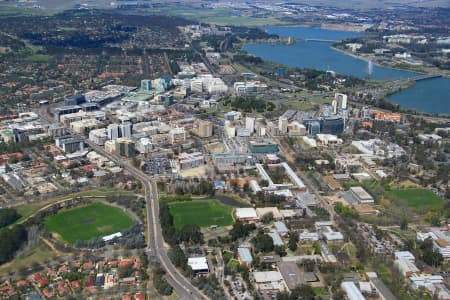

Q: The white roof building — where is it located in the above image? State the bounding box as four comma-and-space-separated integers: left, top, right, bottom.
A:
316, 134, 342, 145
235, 208, 258, 221
268, 230, 284, 246
394, 251, 415, 262
188, 257, 209, 273
324, 231, 344, 242
394, 259, 419, 278
409, 274, 444, 290
253, 271, 286, 292
102, 232, 122, 242
299, 232, 320, 242
341, 281, 366, 300
274, 221, 289, 236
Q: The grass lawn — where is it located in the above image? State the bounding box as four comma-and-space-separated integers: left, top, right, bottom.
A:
282, 100, 316, 111
0, 241, 55, 277
14, 189, 139, 224
25, 54, 51, 63
386, 188, 445, 210
169, 200, 234, 229
45, 203, 133, 244
312, 287, 328, 296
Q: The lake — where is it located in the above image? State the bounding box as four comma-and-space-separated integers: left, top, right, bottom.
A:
244, 26, 450, 115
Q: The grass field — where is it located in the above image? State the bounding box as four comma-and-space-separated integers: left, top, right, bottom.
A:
25, 54, 51, 63
169, 200, 234, 229
14, 189, 139, 224
386, 188, 445, 210
45, 203, 133, 244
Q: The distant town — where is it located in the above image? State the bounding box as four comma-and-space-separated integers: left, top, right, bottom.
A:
0, 1, 449, 300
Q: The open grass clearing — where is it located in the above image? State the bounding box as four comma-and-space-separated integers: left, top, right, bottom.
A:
45, 203, 133, 244
14, 188, 139, 223
25, 54, 51, 63
386, 188, 445, 210
0, 241, 56, 277
169, 200, 234, 229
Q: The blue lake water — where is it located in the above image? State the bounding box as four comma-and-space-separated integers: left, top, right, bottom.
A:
244, 26, 450, 115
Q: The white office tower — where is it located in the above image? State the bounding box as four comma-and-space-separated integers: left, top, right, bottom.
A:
332, 99, 338, 114
107, 124, 120, 140
119, 122, 132, 138
335, 93, 348, 111
278, 116, 288, 134
245, 116, 255, 134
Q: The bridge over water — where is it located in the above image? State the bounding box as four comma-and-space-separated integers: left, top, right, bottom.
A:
411, 74, 442, 81
304, 38, 338, 43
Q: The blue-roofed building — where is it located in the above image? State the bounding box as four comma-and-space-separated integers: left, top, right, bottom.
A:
214, 181, 225, 190
274, 221, 289, 237
268, 230, 284, 246
238, 247, 253, 266
95, 274, 105, 286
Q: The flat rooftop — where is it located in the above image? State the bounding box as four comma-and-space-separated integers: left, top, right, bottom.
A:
277, 262, 317, 290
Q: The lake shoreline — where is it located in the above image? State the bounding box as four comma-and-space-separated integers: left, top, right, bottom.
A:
330, 46, 428, 78
331, 46, 450, 79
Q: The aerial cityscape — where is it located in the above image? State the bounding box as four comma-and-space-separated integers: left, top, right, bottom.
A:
0, 0, 449, 299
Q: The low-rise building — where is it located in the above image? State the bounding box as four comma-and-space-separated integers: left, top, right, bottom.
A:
252, 271, 287, 293
235, 208, 258, 221
178, 152, 204, 170
238, 247, 253, 267
394, 259, 419, 278
188, 257, 209, 276
256, 207, 282, 220
350, 186, 374, 204
274, 221, 289, 237
394, 251, 415, 262
341, 281, 365, 300
277, 262, 317, 291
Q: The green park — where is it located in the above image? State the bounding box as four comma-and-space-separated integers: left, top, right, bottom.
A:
45, 203, 133, 244
168, 200, 234, 229
386, 188, 445, 210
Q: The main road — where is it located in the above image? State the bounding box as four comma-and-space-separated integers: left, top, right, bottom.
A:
36, 105, 207, 299
83, 140, 207, 300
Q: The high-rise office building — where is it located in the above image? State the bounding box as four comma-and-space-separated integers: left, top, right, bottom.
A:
245, 117, 255, 134
278, 116, 288, 134
107, 124, 120, 140
119, 123, 132, 138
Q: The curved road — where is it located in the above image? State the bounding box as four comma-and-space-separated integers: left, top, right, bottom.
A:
83, 140, 207, 300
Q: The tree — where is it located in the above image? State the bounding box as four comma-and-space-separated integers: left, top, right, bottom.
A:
400, 218, 408, 231
229, 221, 256, 241
0, 208, 21, 228
288, 231, 299, 252
168, 245, 188, 271
261, 212, 274, 224
0, 224, 27, 264
153, 263, 173, 295
277, 284, 315, 300
253, 232, 274, 253
179, 224, 203, 245
291, 285, 315, 299
420, 238, 443, 267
